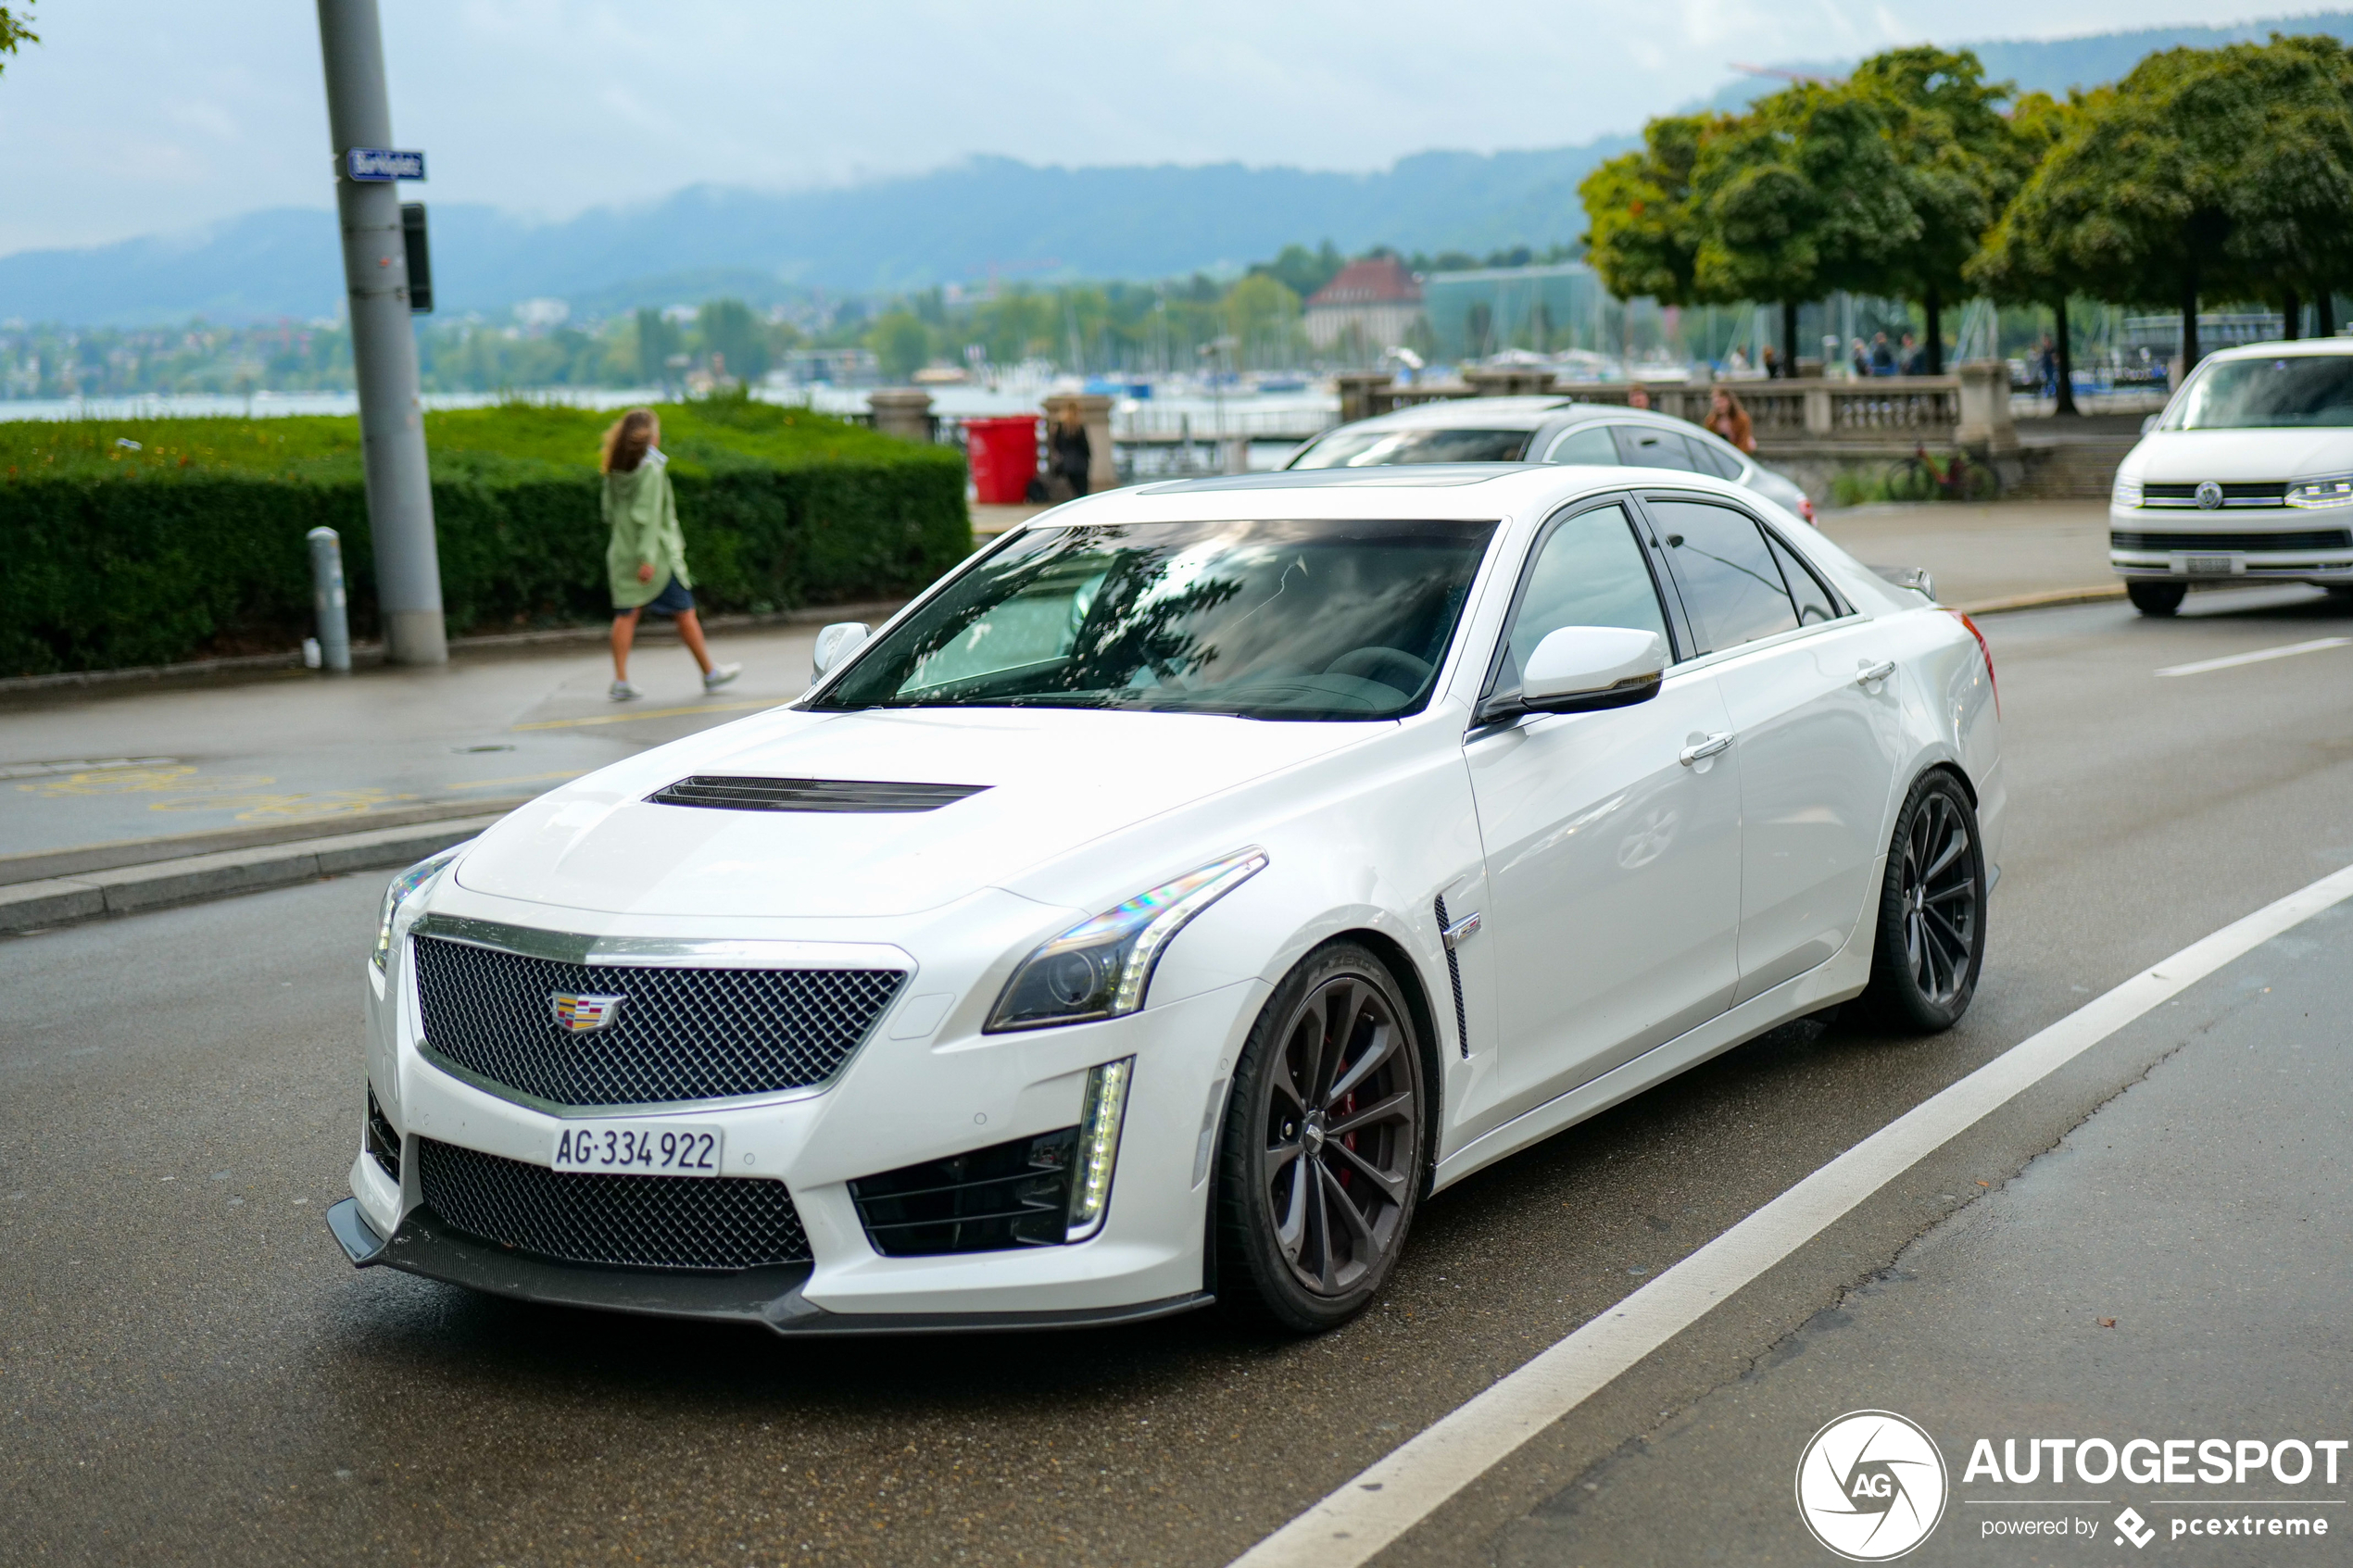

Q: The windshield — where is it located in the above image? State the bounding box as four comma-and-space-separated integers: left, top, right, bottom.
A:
2166, 355, 2353, 429
813, 518, 1497, 721
1290, 427, 1533, 468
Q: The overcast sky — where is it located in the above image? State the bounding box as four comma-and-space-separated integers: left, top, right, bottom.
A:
0, 0, 2296, 257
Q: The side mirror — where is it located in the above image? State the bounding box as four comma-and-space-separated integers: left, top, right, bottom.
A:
1483, 626, 1667, 722
812, 621, 870, 683
2140, 414, 2159, 435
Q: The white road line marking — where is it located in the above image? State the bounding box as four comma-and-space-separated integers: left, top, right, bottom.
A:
2155, 637, 2350, 678
1230, 859, 2353, 1568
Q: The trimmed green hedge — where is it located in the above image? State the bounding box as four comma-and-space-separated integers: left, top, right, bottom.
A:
0, 399, 970, 675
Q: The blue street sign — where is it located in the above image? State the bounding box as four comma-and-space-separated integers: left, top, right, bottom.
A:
345, 148, 426, 182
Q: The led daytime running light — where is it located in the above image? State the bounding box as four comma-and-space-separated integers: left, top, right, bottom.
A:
1066, 1057, 1134, 1240
2286, 476, 2353, 509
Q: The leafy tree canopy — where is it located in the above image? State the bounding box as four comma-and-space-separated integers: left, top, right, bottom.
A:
0, 5, 36, 76
1579, 114, 1720, 307
1691, 81, 1914, 308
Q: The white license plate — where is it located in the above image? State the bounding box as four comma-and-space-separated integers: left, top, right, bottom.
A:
550, 1121, 724, 1177
2173, 552, 2243, 577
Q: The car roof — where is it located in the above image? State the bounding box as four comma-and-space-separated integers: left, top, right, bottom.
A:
1312, 396, 1704, 435
2201, 338, 2353, 362
1018, 463, 1756, 528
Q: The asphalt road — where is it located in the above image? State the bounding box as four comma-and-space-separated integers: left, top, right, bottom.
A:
3, 584, 2350, 1568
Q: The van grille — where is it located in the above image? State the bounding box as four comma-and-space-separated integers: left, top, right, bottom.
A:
2111, 529, 2353, 554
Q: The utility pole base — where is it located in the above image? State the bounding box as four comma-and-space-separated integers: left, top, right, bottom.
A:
383, 609, 449, 666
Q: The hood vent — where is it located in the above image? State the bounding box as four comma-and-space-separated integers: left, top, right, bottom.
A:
647, 775, 990, 814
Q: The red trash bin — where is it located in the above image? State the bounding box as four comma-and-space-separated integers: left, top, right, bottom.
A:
964, 416, 1040, 504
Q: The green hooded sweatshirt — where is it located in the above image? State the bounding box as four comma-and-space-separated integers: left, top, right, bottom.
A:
603, 449, 692, 608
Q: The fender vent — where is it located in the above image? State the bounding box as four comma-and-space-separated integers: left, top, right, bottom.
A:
1435, 895, 1470, 1059
647, 776, 990, 813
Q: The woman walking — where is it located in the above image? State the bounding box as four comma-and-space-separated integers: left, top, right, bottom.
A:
1704, 386, 1756, 455
602, 408, 739, 702
1049, 403, 1092, 499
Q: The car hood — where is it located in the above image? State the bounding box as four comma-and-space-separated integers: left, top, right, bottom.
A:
2128, 429, 2353, 482
453, 706, 1376, 920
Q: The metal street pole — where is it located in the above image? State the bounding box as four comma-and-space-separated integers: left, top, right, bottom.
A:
316, 0, 445, 665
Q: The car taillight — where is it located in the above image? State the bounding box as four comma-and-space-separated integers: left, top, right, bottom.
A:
1946, 608, 1996, 716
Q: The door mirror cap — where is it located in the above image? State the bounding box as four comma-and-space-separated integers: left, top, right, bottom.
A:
2140, 413, 2160, 434
812, 621, 871, 682
1508, 625, 1667, 717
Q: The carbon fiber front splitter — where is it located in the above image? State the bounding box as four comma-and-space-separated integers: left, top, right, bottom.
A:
324, 1198, 1212, 1336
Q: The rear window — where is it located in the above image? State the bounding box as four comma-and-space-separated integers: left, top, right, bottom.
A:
1291, 427, 1533, 468
2166, 355, 2353, 429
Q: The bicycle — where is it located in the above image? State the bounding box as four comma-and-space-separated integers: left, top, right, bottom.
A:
1884, 442, 1999, 503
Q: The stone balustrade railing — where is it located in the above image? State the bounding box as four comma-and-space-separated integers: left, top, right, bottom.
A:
1336, 365, 2015, 450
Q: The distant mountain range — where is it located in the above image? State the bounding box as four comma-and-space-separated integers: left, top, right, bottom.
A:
5, 12, 2348, 327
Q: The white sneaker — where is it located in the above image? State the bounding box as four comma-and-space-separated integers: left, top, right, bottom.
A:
609, 680, 642, 702
702, 662, 742, 691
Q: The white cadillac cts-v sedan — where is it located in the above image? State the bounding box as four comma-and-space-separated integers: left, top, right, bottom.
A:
327, 464, 2003, 1336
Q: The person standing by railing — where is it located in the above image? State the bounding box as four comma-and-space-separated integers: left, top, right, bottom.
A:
1704, 386, 1755, 454
1049, 404, 1092, 500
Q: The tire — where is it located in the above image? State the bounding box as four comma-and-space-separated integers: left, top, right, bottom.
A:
2127, 580, 2186, 616
1958, 461, 2000, 502
1214, 941, 1428, 1333
1860, 771, 1988, 1034
1884, 458, 1933, 503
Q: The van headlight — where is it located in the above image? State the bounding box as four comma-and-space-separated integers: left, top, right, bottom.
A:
371, 845, 465, 972
2285, 475, 2353, 508
987, 850, 1267, 1032
2110, 473, 2143, 508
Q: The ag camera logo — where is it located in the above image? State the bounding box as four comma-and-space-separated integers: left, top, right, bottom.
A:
1796, 1411, 1949, 1561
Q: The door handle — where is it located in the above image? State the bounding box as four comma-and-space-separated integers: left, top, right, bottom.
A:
1856, 659, 1896, 687
1679, 732, 1733, 766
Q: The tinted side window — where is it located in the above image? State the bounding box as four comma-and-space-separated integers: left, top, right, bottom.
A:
1609, 424, 1704, 472
1494, 503, 1669, 690
1766, 533, 1840, 625
1651, 499, 1799, 652
1547, 424, 1620, 466
1688, 434, 1745, 481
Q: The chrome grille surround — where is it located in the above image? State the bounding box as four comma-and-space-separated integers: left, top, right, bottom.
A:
417, 1136, 812, 1271
409, 916, 908, 1110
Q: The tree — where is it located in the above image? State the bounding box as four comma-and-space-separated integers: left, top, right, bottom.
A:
1692, 82, 1914, 371
697, 297, 770, 384
1967, 92, 2091, 413
1988, 38, 2353, 372
1224, 274, 1301, 366
867, 310, 931, 381
1579, 114, 1719, 309
1256, 242, 1345, 301
0, 5, 37, 77
1849, 47, 2021, 374
633, 308, 680, 388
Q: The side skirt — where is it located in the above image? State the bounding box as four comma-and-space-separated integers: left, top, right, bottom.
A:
1430, 912, 1877, 1193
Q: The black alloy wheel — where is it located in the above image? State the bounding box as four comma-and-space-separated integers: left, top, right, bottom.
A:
1862, 771, 1987, 1033
1215, 942, 1427, 1332
2127, 580, 2187, 616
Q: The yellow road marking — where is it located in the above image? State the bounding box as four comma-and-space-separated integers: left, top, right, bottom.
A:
511, 698, 781, 732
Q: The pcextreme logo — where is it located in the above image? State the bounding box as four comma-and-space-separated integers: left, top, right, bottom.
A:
1796, 1411, 1950, 1561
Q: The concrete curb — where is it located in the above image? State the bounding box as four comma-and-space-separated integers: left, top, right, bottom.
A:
1957, 583, 2128, 615
0, 814, 503, 935
0, 599, 909, 702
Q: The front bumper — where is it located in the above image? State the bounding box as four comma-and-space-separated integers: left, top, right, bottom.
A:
325, 1198, 1212, 1335
2108, 505, 2353, 583
344, 896, 1267, 1329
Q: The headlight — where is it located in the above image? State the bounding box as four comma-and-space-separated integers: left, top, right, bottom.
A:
2110, 473, 2143, 508
371, 845, 464, 972
2285, 475, 2353, 508
986, 849, 1267, 1032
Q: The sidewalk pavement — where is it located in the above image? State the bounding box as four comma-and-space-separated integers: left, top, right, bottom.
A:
1815, 498, 2116, 612
0, 498, 2119, 933
1486, 896, 2353, 1566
